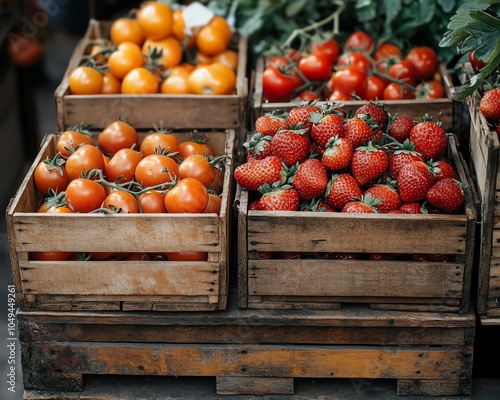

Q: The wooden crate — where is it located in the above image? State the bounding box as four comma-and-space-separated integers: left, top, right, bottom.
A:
236, 134, 477, 313
18, 296, 475, 397
252, 56, 455, 130
55, 19, 248, 131
6, 129, 235, 312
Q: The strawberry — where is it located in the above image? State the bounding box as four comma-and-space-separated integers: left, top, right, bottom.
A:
300, 198, 336, 212
321, 136, 353, 171
248, 200, 262, 210
388, 114, 415, 143
409, 119, 447, 160
351, 142, 389, 186
342, 194, 380, 213
287, 102, 321, 132
364, 182, 402, 213
310, 141, 325, 157
279, 252, 302, 259
271, 127, 311, 166
234, 156, 286, 191
344, 115, 379, 149
258, 251, 273, 259
244, 132, 273, 160
430, 159, 459, 181
258, 183, 300, 211
399, 202, 426, 214
480, 88, 500, 120
397, 160, 434, 202
388, 139, 424, 179
355, 102, 389, 131
291, 158, 328, 200
309, 112, 344, 147
325, 173, 362, 209
330, 252, 361, 260
254, 110, 290, 136
426, 178, 465, 213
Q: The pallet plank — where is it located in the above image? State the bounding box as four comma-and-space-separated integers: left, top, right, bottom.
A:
216, 376, 294, 395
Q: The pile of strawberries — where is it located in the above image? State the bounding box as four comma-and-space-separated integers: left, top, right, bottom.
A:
234, 101, 466, 216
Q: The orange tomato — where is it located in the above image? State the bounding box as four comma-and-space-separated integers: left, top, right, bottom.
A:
138, 190, 167, 213
110, 17, 145, 46
69, 66, 103, 94
194, 51, 212, 65
142, 37, 183, 70
56, 130, 94, 157
88, 38, 112, 64
160, 65, 192, 94
139, 130, 179, 156
136, 1, 173, 40
103, 190, 139, 213
187, 63, 236, 95
108, 42, 145, 80
121, 67, 160, 94
172, 9, 196, 48
211, 49, 238, 71
203, 192, 222, 214
178, 140, 215, 158
196, 16, 231, 56
101, 72, 121, 94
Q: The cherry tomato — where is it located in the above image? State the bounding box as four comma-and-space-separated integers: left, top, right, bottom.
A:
266, 56, 290, 69
161, 65, 192, 94
178, 154, 216, 188
262, 66, 298, 102
32, 251, 72, 261
196, 16, 231, 56
406, 46, 437, 80
296, 90, 319, 101
135, 154, 179, 187
329, 65, 367, 98
108, 42, 145, 80
298, 52, 333, 81
164, 251, 208, 261
364, 75, 388, 101
65, 144, 105, 181
382, 82, 416, 100
6, 32, 43, 67
337, 51, 371, 75
172, 8, 195, 48
103, 190, 139, 213
69, 66, 103, 95
388, 60, 417, 86
203, 192, 222, 214
344, 31, 374, 52
98, 120, 139, 155
469, 50, 486, 73
142, 36, 183, 70
178, 140, 215, 158
34, 155, 70, 196
136, 1, 174, 40
187, 63, 236, 95
211, 49, 238, 71
66, 178, 106, 213
38, 202, 73, 213
121, 67, 160, 94
416, 80, 445, 99
110, 17, 145, 46
138, 190, 167, 213
164, 178, 209, 213
105, 148, 143, 183
139, 131, 179, 157
374, 43, 402, 74
311, 38, 340, 63
101, 72, 122, 94
56, 130, 94, 157
328, 87, 351, 101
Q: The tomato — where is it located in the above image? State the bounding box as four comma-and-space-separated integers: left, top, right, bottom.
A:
110, 17, 145, 46
172, 9, 195, 47
469, 50, 486, 73
103, 190, 139, 213
56, 130, 94, 157
164, 178, 208, 213
364, 75, 388, 101
121, 67, 160, 94
266, 56, 290, 69
140, 131, 179, 157
38, 201, 73, 213
32, 251, 72, 261
66, 178, 106, 213
105, 148, 143, 183
108, 42, 145, 80
136, 1, 173, 40
98, 120, 139, 155
138, 190, 167, 213
382, 82, 416, 100
160, 65, 192, 94
211, 167, 224, 194
124, 253, 153, 261
311, 38, 340, 63
416, 80, 445, 99
178, 140, 215, 158
142, 37, 183, 70
69, 66, 103, 95
203, 192, 222, 214
328, 87, 351, 101
212, 49, 238, 71
337, 51, 371, 75
164, 251, 208, 261
196, 16, 231, 56
329, 65, 367, 98
298, 52, 333, 81
374, 43, 402, 74
101, 72, 122, 94
296, 90, 319, 101
65, 144, 105, 181
344, 31, 374, 52
406, 46, 437, 80
178, 154, 216, 188
34, 155, 70, 196
262, 66, 298, 102
135, 154, 179, 187
88, 39, 112, 64
187, 63, 236, 95
6, 32, 43, 67
388, 60, 416, 86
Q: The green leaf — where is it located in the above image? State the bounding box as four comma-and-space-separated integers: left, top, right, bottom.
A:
382, 0, 402, 26
286, 0, 309, 17
437, 0, 456, 14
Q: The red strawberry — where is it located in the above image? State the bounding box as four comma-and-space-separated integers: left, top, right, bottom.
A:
330, 252, 361, 260
399, 202, 426, 214
370, 253, 401, 260
287, 102, 322, 131
271, 127, 311, 166
254, 110, 290, 136
258, 183, 300, 211
300, 198, 336, 212
430, 160, 459, 181
351, 142, 389, 186
344, 115, 378, 149
234, 156, 286, 191
325, 173, 362, 209
388, 140, 424, 179
279, 252, 302, 259
342, 194, 380, 213
388, 114, 415, 143
248, 200, 262, 210
244, 132, 273, 160
258, 251, 273, 259
292, 158, 328, 200
321, 136, 353, 171
355, 102, 389, 131
310, 112, 344, 147
480, 88, 500, 120
364, 183, 402, 213
426, 178, 465, 213
409, 120, 447, 160
310, 141, 325, 156
397, 160, 434, 202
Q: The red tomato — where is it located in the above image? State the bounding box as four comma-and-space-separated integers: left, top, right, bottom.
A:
124, 253, 152, 261
416, 80, 445, 99
178, 154, 216, 188
311, 38, 341, 63
6, 32, 43, 67
56, 129, 94, 157
406, 46, 438, 80
203, 192, 222, 214
364, 75, 388, 101
178, 140, 216, 158
383, 82, 416, 100
138, 190, 167, 213
329, 65, 367, 98
98, 120, 139, 155
344, 31, 374, 52
298, 52, 333, 81
105, 148, 143, 183
65, 144, 105, 181
296, 90, 320, 101
32, 251, 72, 261
135, 154, 179, 187
337, 51, 371, 75
164, 251, 208, 261
139, 131, 179, 157
34, 155, 70, 196
164, 178, 209, 213
66, 178, 107, 213
328, 88, 351, 101
266, 56, 290, 69
103, 190, 139, 213
262, 66, 299, 102
374, 43, 402, 74
388, 60, 417, 86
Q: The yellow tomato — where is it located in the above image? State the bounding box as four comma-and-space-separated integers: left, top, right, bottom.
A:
142, 36, 183, 70
110, 17, 145, 46
187, 62, 236, 95
101, 72, 121, 94
160, 65, 192, 94
136, 1, 174, 40
211, 49, 238, 71
69, 66, 103, 94
108, 42, 145, 79
121, 67, 160, 94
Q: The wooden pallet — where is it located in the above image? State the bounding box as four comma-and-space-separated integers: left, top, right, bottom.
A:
18, 295, 475, 397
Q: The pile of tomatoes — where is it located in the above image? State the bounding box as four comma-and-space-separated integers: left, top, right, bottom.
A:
262, 31, 445, 103
69, 1, 237, 96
